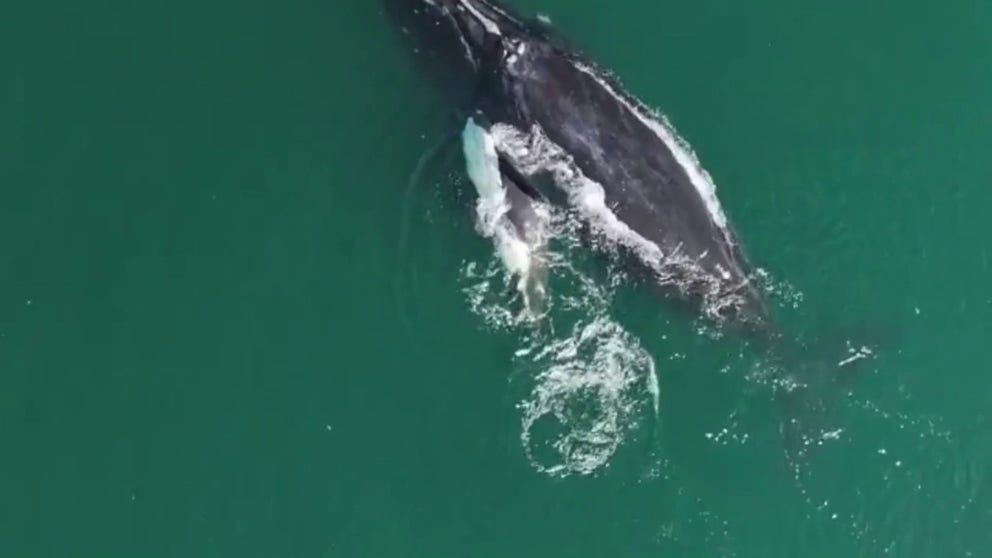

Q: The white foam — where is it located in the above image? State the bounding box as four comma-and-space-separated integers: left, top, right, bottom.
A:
838, 346, 873, 368
490, 123, 666, 266
458, 194, 660, 477
571, 62, 731, 233
519, 315, 659, 477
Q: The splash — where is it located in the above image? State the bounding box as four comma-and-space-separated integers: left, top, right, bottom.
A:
517, 316, 658, 476
459, 122, 659, 476
460, 203, 660, 477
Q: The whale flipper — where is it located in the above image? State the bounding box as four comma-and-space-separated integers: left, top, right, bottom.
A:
462, 116, 550, 319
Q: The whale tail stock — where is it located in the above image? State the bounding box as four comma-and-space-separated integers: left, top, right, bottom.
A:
756, 320, 896, 474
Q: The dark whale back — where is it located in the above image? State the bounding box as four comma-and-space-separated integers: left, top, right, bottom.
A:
511, 49, 739, 273
383, 0, 767, 324
481, 32, 767, 322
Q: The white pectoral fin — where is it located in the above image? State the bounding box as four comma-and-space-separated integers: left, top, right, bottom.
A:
462, 117, 504, 201
462, 116, 550, 318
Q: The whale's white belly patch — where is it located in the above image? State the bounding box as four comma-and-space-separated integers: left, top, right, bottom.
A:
462, 117, 549, 316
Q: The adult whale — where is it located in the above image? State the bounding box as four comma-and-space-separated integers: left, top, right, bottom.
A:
383, 0, 883, 467
383, 0, 767, 326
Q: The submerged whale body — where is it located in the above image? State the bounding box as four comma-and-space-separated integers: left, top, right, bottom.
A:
384, 0, 767, 325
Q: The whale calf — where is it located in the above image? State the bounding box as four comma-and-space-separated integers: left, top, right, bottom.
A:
384, 0, 767, 326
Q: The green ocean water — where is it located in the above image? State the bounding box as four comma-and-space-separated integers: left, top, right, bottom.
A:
3, 0, 991, 556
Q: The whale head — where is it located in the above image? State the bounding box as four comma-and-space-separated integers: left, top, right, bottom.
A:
382, 0, 528, 100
